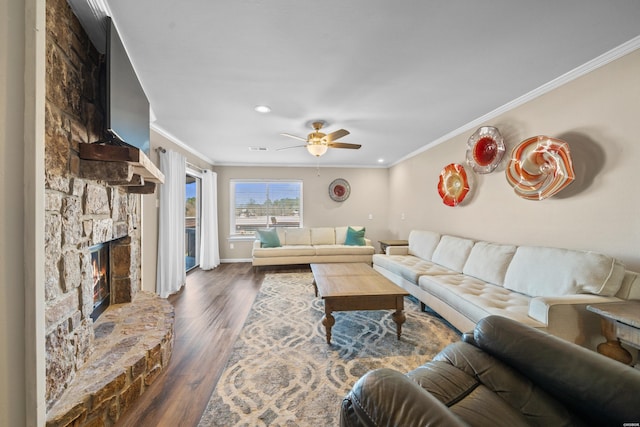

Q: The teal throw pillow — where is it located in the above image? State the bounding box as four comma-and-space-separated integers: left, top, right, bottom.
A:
345, 226, 366, 246
257, 228, 281, 248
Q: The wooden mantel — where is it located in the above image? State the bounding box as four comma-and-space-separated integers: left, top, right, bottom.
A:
79, 143, 164, 193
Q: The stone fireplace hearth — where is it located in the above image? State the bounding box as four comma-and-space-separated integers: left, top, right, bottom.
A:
44, 0, 173, 425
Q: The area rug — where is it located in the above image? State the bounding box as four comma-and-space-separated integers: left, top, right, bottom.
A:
198, 272, 460, 427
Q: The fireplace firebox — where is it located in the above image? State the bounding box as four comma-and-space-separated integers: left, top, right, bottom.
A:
90, 242, 110, 321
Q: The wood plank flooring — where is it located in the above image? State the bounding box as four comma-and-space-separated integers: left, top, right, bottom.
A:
116, 263, 308, 427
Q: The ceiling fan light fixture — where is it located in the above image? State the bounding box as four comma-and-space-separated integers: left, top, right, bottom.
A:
307, 143, 328, 157
254, 105, 271, 114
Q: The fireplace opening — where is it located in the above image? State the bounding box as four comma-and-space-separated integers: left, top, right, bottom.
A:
90, 242, 110, 321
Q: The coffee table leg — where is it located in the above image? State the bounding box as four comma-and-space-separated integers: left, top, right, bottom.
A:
322, 310, 335, 345
392, 310, 406, 340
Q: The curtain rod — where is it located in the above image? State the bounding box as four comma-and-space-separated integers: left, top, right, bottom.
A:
187, 162, 206, 173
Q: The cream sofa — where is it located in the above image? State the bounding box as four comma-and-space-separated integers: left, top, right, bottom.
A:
373, 230, 640, 351
252, 226, 375, 267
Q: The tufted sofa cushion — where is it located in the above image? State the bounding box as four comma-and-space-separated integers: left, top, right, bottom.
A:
373, 254, 458, 284
419, 274, 541, 328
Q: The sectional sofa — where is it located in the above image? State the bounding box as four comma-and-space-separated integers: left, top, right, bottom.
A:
251, 226, 375, 267
373, 230, 640, 351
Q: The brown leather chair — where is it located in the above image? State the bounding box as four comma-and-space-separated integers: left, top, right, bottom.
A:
340, 315, 640, 427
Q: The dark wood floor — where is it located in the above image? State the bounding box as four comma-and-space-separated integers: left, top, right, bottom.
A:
116, 263, 308, 427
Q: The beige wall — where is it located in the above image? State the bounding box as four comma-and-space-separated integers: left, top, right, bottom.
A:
214, 166, 390, 260
388, 49, 640, 271
141, 129, 215, 292
3, 0, 46, 424
0, 0, 27, 424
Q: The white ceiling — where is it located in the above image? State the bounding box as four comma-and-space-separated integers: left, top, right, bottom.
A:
102, 0, 640, 167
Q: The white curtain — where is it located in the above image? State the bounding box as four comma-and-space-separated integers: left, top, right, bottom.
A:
200, 169, 220, 270
157, 149, 186, 298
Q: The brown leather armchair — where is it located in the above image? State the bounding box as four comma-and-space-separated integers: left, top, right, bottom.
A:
340, 315, 640, 427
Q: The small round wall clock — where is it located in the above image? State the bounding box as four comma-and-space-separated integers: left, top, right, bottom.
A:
329, 178, 350, 202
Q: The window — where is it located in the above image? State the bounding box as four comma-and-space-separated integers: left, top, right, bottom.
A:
230, 180, 302, 236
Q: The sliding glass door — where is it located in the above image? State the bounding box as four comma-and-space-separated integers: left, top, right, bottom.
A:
185, 171, 201, 271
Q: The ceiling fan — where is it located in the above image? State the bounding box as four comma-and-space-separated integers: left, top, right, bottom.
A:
279, 121, 361, 157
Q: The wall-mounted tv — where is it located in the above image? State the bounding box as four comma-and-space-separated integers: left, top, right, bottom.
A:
106, 16, 150, 156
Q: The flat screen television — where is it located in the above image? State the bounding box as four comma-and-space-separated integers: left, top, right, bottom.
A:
105, 16, 150, 156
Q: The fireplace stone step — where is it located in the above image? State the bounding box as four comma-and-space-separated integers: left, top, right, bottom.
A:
46, 291, 174, 427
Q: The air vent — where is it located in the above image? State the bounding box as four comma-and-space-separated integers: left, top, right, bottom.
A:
249, 147, 268, 151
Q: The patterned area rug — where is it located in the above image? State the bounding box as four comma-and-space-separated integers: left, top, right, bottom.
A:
198, 272, 460, 427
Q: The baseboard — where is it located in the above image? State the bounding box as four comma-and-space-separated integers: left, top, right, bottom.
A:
220, 258, 252, 263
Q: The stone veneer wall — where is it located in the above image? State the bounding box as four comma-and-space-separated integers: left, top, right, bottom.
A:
44, 0, 141, 409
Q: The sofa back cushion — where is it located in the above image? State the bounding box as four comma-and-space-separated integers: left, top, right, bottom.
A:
408, 230, 441, 261
504, 246, 626, 297
336, 226, 364, 244
311, 227, 335, 245
431, 235, 475, 273
285, 228, 311, 245
463, 242, 517, 286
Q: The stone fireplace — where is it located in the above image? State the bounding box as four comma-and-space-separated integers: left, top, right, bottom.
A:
44, 0, 173, 425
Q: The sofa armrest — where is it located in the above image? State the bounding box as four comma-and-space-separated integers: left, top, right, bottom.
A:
364, 238, 372, 247
528, 295, 621, 325
386, 246, 409, 256
340, 368, 466, 427
252, 240, 261, 250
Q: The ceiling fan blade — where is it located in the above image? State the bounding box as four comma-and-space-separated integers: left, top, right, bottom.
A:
277, 144, 307, 151
325, 129, 349, 142
329, 142, 361, 149
280, 133, 308, 142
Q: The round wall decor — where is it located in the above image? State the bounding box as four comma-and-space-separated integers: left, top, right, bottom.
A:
437, 163, 470, 207
329, 178, 351, 202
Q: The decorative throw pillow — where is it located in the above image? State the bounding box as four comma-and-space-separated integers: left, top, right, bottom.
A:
257, 228, 281, 248
345, 226, 366, 246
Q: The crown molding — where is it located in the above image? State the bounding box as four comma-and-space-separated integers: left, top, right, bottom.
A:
151, 124, 216, 166
392, 36, 640, 167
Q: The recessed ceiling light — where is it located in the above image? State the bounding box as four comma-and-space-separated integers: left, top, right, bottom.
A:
378, 158, 385, 163
254, 105, 271, 114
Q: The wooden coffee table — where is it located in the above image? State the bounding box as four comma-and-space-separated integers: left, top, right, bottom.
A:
310, 263, 410, 345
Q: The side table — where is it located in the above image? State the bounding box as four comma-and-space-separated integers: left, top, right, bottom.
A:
587, 300, 640, 365
378, 239, 408, 254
